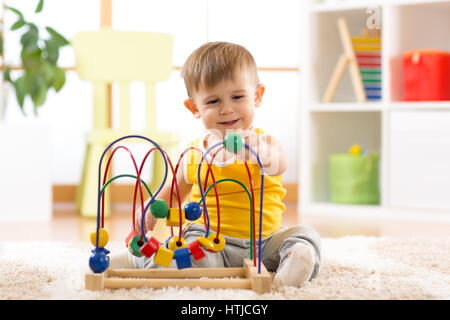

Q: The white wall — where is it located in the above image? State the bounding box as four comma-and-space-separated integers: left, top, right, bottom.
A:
2, 0, 301, 184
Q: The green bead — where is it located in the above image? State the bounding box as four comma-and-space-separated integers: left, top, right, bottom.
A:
223, 133, 244, 153
128, 235, 145, 257
150, 199, 169, 218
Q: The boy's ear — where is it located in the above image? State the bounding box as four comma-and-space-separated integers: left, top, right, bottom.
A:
184, 99, 201, 119
254, 84, 265, 107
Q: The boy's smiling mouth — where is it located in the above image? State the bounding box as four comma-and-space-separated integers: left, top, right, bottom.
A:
218, 118, 240, 127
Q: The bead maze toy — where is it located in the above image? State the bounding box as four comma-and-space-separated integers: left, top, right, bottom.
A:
85, 133, 273, 293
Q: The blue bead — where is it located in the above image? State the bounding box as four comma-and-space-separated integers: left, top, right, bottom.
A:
91, 247, 110, 255
89, 250, 109, 273
174, 247, 192, 269
184, 202, 202, 221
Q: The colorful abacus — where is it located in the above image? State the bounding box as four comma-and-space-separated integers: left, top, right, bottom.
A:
352, 36, 382, 101
88, 132, 266, 276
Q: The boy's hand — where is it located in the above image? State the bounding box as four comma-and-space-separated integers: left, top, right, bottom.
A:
205, 132, 236, 163
204, 129, 286, 175
237, 130, 287, 176
236, 130, 268, 164
134, 200, 157, 234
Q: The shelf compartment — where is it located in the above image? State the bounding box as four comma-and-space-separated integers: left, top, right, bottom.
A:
389, 110, 450, 210
388, 1, 450, 101
309, 111, 382, 203
308, 7, 384, 103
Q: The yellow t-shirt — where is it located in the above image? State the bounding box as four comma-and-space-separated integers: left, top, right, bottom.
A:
183, 129, 286, 239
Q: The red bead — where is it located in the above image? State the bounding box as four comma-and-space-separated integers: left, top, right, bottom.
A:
188, 240, 206, 261
139, 236, 160, 258
125, 230, 138, 247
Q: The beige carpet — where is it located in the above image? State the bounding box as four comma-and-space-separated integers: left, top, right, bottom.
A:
1, 236, 449, 300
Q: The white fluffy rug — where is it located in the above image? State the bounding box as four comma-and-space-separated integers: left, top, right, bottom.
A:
1, 236, 449, 300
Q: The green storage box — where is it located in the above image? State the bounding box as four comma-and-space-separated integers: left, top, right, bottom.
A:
329, 153, 380, 204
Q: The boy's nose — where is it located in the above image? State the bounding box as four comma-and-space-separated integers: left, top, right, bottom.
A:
219, 103, 234, 114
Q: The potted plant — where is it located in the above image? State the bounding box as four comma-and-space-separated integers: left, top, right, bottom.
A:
3, 0, 70, 115
0, 0, 70, 221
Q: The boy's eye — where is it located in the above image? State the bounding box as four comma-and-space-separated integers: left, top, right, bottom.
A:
207, 99, 219, 104
233, 95, 244, 100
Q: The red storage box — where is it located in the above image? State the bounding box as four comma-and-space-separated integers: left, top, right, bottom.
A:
402, 49, 450, 101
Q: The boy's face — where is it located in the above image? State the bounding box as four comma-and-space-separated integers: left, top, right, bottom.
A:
184, 70, 265, 137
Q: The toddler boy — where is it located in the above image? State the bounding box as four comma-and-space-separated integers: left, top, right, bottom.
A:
110, 42, 321, 287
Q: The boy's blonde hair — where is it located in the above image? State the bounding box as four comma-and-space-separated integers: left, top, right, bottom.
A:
181, 42, 260, 97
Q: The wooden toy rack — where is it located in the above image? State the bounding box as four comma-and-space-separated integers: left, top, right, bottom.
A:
86, 259, 272, 294
322, 17, 367, 103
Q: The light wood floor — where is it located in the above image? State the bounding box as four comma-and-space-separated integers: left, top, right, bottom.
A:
0, 202, 448, 243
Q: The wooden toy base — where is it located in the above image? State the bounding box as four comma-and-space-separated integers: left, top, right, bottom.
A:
86, 259, 272, 294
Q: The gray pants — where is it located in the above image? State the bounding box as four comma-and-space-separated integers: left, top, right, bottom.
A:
134, 223, 321, 280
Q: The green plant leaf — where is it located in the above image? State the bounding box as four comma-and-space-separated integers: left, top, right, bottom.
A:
13, 75, 28, 109
44, 39, 59, 64
45, 27, 69, 46
20, 24, 39, 50
3, 66, 11, 83
21, 48, 42, 70
5, 6, 24, 21
11, 19, 26, 31
33, 86, 47, 108
35, 0, 44, 13
30, 74, 47, 107
52, 66, 65, 92
41, 60, 54, 85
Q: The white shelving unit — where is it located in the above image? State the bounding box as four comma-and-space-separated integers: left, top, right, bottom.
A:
298, 0, 450, 223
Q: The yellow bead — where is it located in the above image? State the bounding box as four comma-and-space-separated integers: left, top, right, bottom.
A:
90, 228, 109, 248
168, 236, 187, 251
197, 236, 215, 251
208, 233, 226, 252
254, 128, 265, 135
153, 246, 174, 267
166, 208, 186, 227
349, 144, 362, 156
